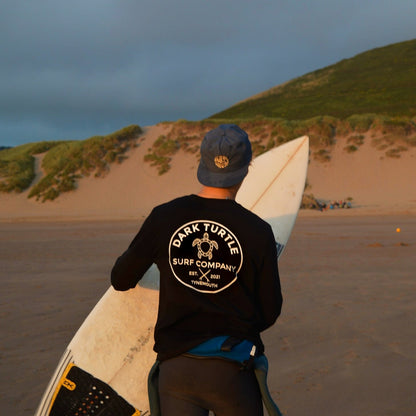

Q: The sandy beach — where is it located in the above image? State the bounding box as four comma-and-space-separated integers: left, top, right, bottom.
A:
1, 126, 415, 415
1, 216, 415, 415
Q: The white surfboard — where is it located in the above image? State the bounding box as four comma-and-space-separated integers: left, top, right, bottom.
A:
35, 135, 309, 416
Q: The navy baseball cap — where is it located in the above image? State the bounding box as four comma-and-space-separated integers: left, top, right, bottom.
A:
197, 124, 252, 188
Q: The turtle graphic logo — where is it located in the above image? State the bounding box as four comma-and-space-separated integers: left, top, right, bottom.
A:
192, 232, 218, 260
169, 220, 243, 293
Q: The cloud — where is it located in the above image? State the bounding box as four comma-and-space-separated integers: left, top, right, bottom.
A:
1, 0, 415, 146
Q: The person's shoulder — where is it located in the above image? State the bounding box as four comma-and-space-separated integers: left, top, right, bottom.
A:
153, 194, 194, 212
234, 202, 272, 230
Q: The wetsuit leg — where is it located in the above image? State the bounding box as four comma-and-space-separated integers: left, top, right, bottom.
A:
158, 355, 263, 416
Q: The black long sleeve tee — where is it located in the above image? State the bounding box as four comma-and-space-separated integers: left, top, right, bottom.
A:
111, 195, 282, 361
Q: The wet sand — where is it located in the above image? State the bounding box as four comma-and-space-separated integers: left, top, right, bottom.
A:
1, 214, 415, 415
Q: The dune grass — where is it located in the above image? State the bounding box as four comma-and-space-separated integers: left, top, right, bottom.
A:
144, 122, 205, 174
0, 141, 63, 193
29, 124, 142, 201
0, 125, 142, 201
146, 114, 416, 171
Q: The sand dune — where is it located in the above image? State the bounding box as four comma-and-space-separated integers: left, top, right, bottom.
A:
0, 125, 200, 222
0, 125, 415, 221
307, 132, 416, 214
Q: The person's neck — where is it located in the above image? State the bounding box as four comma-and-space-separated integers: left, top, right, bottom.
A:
197, 185, 239, 200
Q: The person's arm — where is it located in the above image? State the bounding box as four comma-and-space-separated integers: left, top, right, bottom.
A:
111, 211, 157, 291
257, 228, 283, 331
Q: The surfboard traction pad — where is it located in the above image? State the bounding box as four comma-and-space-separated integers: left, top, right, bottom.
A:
49, 363, 143, 416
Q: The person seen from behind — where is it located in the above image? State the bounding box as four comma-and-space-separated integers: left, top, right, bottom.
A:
111, 124, 283, 416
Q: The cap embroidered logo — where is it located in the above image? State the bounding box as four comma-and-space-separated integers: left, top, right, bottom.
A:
214, 155, 229, 169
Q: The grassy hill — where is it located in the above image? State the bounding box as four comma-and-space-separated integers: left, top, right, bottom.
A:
209, 39, 416, 120
0, 125, 142, 201
1, 39, 416, 203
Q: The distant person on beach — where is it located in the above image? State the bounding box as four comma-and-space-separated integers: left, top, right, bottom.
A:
111, 124, 282, 416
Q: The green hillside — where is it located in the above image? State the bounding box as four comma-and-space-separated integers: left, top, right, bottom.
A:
0, 125, 141, 201
2, 40, 416, 203
209, 39, 416, 120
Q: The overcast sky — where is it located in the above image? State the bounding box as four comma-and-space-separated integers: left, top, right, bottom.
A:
1, 0, 415, 147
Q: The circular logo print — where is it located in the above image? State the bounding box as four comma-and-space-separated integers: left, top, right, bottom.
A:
214, 155, 229, 168
169, 220, 243, 293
